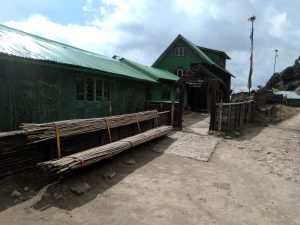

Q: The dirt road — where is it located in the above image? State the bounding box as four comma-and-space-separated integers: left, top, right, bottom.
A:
0, 112, 299, 225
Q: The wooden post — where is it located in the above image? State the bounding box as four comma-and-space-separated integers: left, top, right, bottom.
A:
218, 102, 223, 131
135, 113, 141, 133
178, 78, 185, 130
171, 102, 174, 127
54, 123, 61, 158
105, 118, 112, 143
228, 105, 231, 131
109, 100, 112, 116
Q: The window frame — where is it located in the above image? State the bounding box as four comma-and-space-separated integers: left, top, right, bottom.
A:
75, 77, 85, 101
173, 68, 187, 77
86, 77, 95, 101
161, 83, 171, 100
174, 46, 187, 57
75, 77, 110, 102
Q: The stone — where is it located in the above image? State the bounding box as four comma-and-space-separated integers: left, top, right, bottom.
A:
54, 193, 63, 200
70, 182, 91, 195
10, 190, 22, 198
125, 159, 136, 165
24, 186, 30, 192
103, 171, 116, 179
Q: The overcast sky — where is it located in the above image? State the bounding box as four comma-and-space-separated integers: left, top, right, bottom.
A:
1, 0, 299, 91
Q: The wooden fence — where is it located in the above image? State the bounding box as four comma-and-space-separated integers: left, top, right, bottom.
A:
146, 100, 181, 128
0, 110, 171, 182
210, 100, 255, 131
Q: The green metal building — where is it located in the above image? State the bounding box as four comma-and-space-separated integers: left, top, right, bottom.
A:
0, 25, 177, 131
152, 34, 234, 111
114, 56, 179, 102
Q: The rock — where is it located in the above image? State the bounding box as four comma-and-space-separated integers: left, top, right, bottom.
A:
70, 182, 91, 195
233, 131, 241, 136
24, 186, 30, 192
224, 136, 232, 139
125, 159, 136, 165
54, 193, 63, 200
10, 190, 22, 198
43, 192, 51, 198
103, 171, 116, 179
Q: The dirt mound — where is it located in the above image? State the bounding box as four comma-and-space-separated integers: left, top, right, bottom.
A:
253, 104, 299, 125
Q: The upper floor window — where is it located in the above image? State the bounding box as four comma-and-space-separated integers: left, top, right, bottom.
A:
174, 47, 187, 56
173, 69, 187, 77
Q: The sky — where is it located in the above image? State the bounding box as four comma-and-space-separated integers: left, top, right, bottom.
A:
1, 0, 300, 91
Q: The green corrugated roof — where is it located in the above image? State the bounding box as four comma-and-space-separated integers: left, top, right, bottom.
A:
152, 34, 234, 77
0, 24, 156, 83
114, 56, 179, 82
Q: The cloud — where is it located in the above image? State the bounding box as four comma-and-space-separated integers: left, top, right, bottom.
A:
2, 0, 300, 91
4, 14, 119, 56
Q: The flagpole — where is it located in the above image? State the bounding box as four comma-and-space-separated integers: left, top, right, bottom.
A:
248, 15, 256, 99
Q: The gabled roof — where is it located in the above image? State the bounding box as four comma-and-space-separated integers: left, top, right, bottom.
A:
0, 24, 156, 83
152, 34, 234, 77
114, 56, 179, 82
197, 46, 231, 59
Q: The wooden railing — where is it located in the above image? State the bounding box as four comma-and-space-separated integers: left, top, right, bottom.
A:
146, 100, 181, 128
210, 100, 255, 131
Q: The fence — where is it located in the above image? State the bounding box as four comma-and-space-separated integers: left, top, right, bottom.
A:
0, 110, 171, 182
146, 100, 181, 128
210, 100, 255, 131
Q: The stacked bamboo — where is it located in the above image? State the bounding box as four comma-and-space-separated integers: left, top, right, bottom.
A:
0, 130, 51, 182
21, 110, 158, 143
38, 126, 172, 174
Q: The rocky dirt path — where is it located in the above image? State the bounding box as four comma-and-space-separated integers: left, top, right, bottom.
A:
0, 113, 299, 225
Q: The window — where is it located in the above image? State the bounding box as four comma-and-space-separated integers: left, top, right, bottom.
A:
103, 80, 110, 101
162, 84, 171, 100
174, 47, 187, 56
174, 69, 187, 77
146, 84, 152, 100
75, 77, 110, 102
75, 78, 84, 101
95, 79, 102, 101
86, 78, 94, 101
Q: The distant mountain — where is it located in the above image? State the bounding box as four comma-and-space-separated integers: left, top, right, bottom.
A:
265, 56, 300, 91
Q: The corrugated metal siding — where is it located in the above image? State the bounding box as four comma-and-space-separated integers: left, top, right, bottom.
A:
0, 60, 148, 131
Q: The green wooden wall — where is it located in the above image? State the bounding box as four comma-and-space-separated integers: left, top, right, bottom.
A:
0, 59, 148, 131
154, 39, 205, 72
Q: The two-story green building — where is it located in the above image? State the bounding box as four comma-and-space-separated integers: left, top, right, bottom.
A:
152, 34, 234, 111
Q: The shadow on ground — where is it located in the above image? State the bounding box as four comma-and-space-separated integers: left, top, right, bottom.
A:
182, 112, 210, 128
29, 139, 175, 211
0, 136, 176, 213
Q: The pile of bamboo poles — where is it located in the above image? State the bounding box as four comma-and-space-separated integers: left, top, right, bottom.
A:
0, 130, 51, 182
38, 126, 172, 174
21, 110, 158, 143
